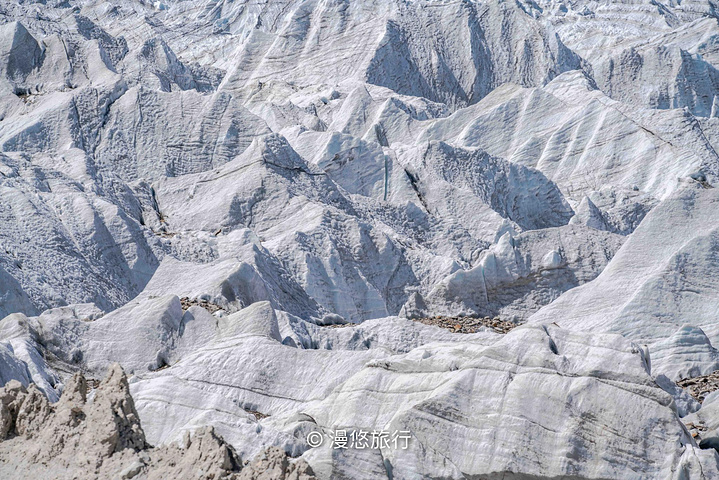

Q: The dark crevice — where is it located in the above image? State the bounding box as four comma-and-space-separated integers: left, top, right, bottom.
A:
404, 168, 429, 212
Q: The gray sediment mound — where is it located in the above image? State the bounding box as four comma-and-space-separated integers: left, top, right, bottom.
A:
0, 364, 315, 480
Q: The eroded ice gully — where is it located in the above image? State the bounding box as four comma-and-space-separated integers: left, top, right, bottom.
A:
1, 0, 719, 478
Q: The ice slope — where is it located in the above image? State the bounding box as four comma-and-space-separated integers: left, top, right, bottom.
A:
4, 294, 714, 479
422, 224, 625, 320
295, 325, 712, 479
529, 184, 719, 344
0, 150, 160, 312
132, 0, 585, 108
538, 0, 719, 115
421, 70, 719, 202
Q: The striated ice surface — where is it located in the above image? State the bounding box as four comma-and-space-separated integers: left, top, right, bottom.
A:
2, 0, 719, 478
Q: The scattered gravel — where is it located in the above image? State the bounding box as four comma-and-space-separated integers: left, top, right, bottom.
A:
245, 409, 269, 420
319, 316, 519, 334
412, 316, 518, 334
322, 323, 354, 329
684, 421, 709, 441
677, 372, 719, 403
180, 297, 223, 314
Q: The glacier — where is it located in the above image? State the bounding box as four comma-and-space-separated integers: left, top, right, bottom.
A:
1, 0, 719, 478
